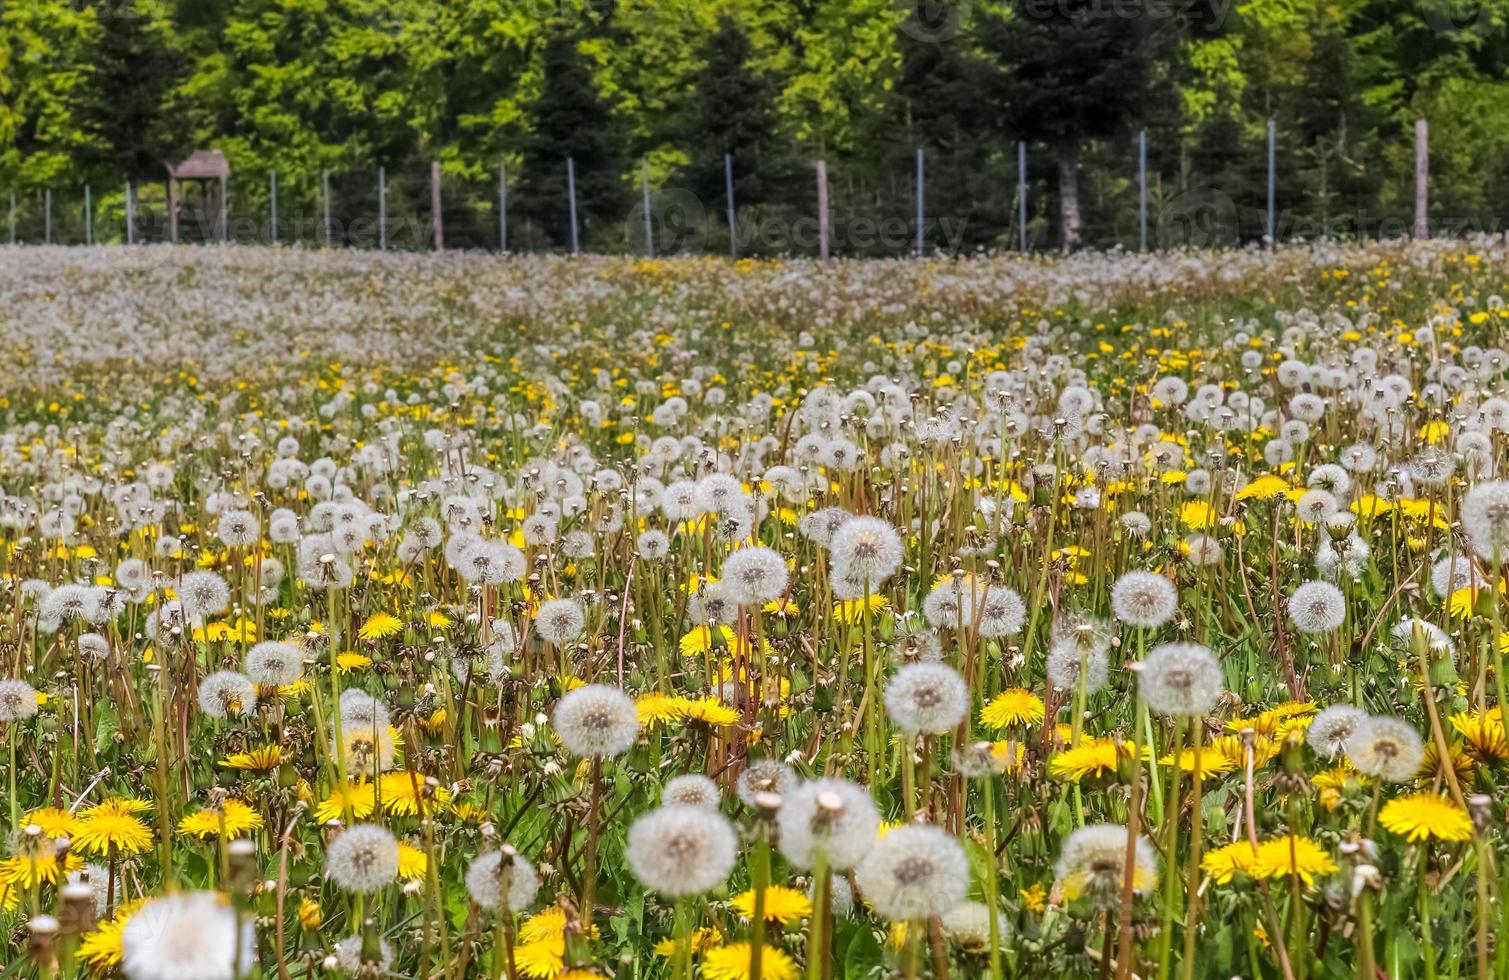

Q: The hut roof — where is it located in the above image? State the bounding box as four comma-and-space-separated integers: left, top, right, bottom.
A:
167, 150, 230, 180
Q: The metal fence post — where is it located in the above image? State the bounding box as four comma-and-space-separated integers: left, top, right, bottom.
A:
1017, 141, 1027, 251
431, 160, 444, 251
378, 166, 387, 251
499, 160, 508, 252
817, 159, 830, 261
44, 189, 52, 244
724, 152, 737, 258
1414, 118, 1429, 239
219, 174, 228, 243
85, 185, 92, 245
641, 158, 653, 257
566, 156, 580, 254
270, 170, 278, 245
1267, 119, 1277, 244
125, 183, 134, 245
1138, 130, 1147, 252
323, 169, 331, 246
915, 147, 925, 256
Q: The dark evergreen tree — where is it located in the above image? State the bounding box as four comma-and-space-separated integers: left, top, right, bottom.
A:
978, 0, 1212, 248
76, 1, 190, 181
684, 15, 785, 236
518, 29, 624, 249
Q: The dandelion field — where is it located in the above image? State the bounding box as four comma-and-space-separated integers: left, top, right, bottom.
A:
4, 240, 1509, 979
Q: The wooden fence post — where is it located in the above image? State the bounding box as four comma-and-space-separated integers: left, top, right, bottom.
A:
817, 159, 830, 261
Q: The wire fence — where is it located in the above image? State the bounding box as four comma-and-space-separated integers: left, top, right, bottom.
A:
1, 122, 1457, 257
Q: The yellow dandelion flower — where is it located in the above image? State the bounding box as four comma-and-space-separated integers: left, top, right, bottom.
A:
730, 885, 812, 924
397, 841, 427, 880
73, 810, 154, 855
834, 594, 889, 623
87, 798, 152, 817
702, 943, 799, 980
636, 693, 684, 729
1449, 711, 1509, 764
1020, 883, 1048, 913
1251, 836, 1337, 886
679, 624, 735, 656
1200, 841, 1257, 884
377, 771, 452, 816
219, 744, 284, 770
654, 927, 722, 957
1158, 747, 1238, 779
78, 899, 146, 969
0, 849, 82, 888
1235, 474, 1291, 501
426, 610, 453, 629
177, 799, 263, 840
313, 782, 377, 824
1379, 793, 1474, 842
991, 740, 1027, 772
1049, 737, 1147, 781
335, 652, 372, 673
298, 896, 323, 930
980, 688, 1046, 729
357, 611, 403, 641
519, 906, 569, 945
23, 807, 80, 839
678, 696, 740, 727
515, 940, 564, 980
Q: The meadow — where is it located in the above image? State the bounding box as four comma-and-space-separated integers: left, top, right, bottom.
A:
1, 239, 1507, 979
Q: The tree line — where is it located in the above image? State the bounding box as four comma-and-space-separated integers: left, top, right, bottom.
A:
3, 0, 1507, 253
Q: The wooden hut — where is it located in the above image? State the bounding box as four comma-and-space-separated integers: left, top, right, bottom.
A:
166, 150, 229, 244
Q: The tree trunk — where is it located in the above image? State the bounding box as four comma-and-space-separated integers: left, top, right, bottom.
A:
1055, 141, 1081, 251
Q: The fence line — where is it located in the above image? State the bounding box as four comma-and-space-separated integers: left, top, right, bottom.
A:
0, 121, 1449, 256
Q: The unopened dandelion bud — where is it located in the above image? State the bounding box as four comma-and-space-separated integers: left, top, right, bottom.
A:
58, 882, 95, 935
1468, 793, 1493, 830
28, 915, 59, 967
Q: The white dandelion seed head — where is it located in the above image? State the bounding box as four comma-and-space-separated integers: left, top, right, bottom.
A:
720, 546, 789, 605
177, 571, 231, 619
1046, 620, 1112, 695
120, 891, 257, 980
976, 586, 1026, 638
662, 774, 722, 810
464, 848, 540, 913
552, 684, 639, 758
1389, 617, 1454, 657
736, 758, 797, 806
1461, 480, 1509, 560
636, 529, 670, 560
1430, 554, 1486, 597
196, 671, 256, 719
1295, 489, 1338, 523
215, 510, 260, 548
0, 678, 40, 722
1287, 580, 1346, 634
625, 804, 739, 897
339, 689, 390, 731
244, 641, 304, 687
1054, 823, 1158, 909
1110, 571, 1178, 628
798, 507, 853, 547
829, 516, 903, 587
324, 824, 400, 893
884, 662, 969, 734
776, 778, 881, 871
941, 900, 1012, 950
1119, 510, 1152, 537
1345, 716, 1424, 782
855, 824, 969, 921
1138, 642, 1222, 716
1307, 704, 1368, 758
534, 598, 585, 647
333, 935, 394, 975
1181, 533, 1223, 567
